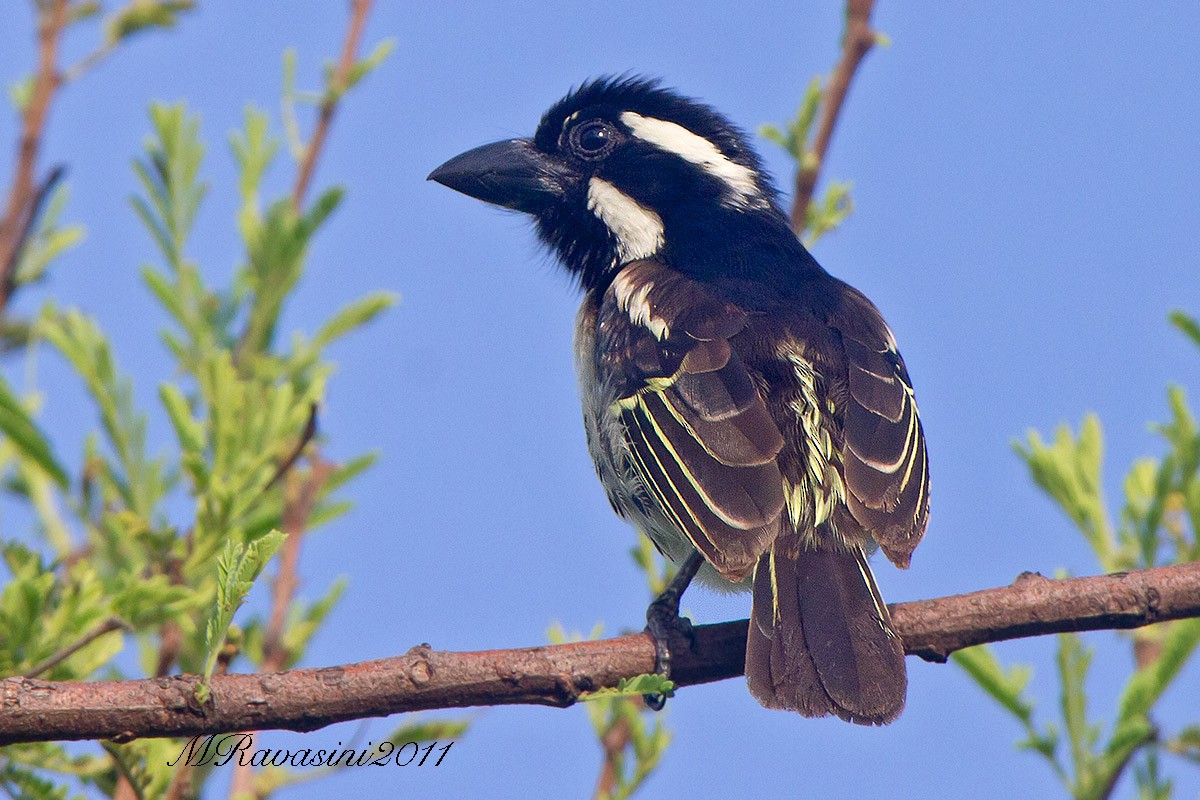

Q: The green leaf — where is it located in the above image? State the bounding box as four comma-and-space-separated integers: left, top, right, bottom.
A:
758, 123, 787, 149
130, 193, 174, 262
1099, 619, 1200, 790
140, 264, 186, 329
199, 530, 287, 689
112, 575, 194, 628
1016, 722, 1061, 765
1168, 725, 1200, 764
101, 738, 180, 800
1056, 633, 1100, 790
343, 39, 395, 92
804, 180, 853, 246
68, 1, 102, 23
759, 76, 822, 163
280, 48, 308, 161
159, 383, 205, 456
952, 645, 1035, 723
132, 103, 207, 269
278, 576, 347, 667
629, 534, 673, 596
322, 451, 379, 494
1121, 457, 1162, 568
301, 186, 344, 231
39, 305, 167, 518
1132, 749, 1173, 800
240, 186, 344, 353
8, 75, 34, 113
0, 761, 72, 800
1168, 309, 1200, 349
20, 455, 74, 556
1114, 618, 1200, 726
583, 673, 675, 701
1015, 415, 1121, 570
0, 376, 68, 488
231, 105, 279, 240
105, 0, 195, 44
313, 291, 398, 348
384, 717, 469, 744
14, 183, 85, 286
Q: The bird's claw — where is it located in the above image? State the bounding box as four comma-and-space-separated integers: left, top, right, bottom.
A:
643, 595, 694, 710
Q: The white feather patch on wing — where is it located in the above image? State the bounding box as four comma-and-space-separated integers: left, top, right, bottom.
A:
619, 111, 764, 208
587, 177, 665, 264
611, 267, 670, 340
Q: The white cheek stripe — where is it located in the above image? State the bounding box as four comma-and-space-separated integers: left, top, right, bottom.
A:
619, 111, 762, 206
587, 177, 665, 264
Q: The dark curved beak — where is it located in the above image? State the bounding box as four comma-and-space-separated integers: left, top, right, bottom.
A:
427, 138, 573, 214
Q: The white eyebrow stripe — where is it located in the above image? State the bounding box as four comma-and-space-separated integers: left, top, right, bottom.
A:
587, 177, 664, 264
619, 111, 762, 206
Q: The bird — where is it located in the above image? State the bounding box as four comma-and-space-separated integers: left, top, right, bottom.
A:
428, 76, 929, 724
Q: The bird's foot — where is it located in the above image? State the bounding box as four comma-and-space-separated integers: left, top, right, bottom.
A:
643, 599, 694, 710
642, 552, 703, 710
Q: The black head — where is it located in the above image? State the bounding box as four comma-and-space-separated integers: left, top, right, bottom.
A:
429, 76, 815, 291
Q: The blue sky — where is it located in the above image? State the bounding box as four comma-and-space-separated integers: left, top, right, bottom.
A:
2, 2, 1199, 798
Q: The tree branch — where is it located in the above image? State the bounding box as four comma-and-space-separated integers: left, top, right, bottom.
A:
0, 0, 68, 317
0, 562, 1197, 745
790, 0, 878, 233
291, 0, 374, 212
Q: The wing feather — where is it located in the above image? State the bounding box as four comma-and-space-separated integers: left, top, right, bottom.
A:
829, 284, 930, 567
600, 261, 785, 580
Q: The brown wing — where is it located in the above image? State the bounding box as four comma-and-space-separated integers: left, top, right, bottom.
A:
829, 284, 929, 567
599, 261, 786, 580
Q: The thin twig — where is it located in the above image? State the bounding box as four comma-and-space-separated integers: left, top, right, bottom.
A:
0, 164, 65, 301
108, 750, 140, 800
233, 0, 372, 362
62, 42, 118, 84
1133, 630, 1164, 669
790, 0, 878, 233
0, 0, 68, 317
23, 616, 129, 679
263, 404, 318, 492
263, 455, 333, 672
1106, 626, 1169, 797
594, 714, 633, 799
2, 561, 1198, 745
163, 766, 193, 800
1095, 725, 1157, 800
291, 0, 374, 211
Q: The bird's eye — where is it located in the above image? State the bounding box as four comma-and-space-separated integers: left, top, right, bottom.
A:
570, 121, 617, 160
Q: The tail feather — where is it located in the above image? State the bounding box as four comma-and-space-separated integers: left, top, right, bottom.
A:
746, 534, 906, 725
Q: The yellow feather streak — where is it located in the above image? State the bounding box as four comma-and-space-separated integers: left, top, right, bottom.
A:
780, 345, 844, 533
622, 400, 717, 554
